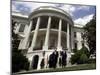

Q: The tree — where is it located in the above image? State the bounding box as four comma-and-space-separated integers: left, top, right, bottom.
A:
71, 46, 89, 64
78, 54, 88, 64
83, 15, 96, 54
12, 20, 29, 73
79, 46, 90, 58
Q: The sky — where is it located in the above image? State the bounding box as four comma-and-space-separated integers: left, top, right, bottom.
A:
12, 0, 96, 26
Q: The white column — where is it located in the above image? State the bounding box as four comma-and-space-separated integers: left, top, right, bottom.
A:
71, 26, 74, 50
37, 57, 42, 70
67, 23, 71, 66
56, 19, 62, 68
57, 19, 62, 51
42, 16, 51, 69
67, 23, 70, 52
28, 17, 41, 52
43, 16, 51, 51
22, 20, 33, 49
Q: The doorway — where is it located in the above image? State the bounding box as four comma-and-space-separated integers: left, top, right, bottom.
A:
32, 55, 39, 69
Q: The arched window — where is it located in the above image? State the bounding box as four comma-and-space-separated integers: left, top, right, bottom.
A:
32, 55, 39, 69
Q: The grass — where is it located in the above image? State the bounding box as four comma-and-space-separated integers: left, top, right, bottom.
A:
15, 63, 96, 74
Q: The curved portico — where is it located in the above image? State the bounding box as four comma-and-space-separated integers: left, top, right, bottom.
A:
19, 6, 74, 69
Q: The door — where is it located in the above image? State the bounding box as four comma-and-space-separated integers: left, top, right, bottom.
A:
32, 55, 39, 69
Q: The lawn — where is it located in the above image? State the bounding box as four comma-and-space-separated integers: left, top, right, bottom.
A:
16, 63, 96, 74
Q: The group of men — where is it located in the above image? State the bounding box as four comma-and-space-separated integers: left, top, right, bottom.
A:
40, 50, 67, 69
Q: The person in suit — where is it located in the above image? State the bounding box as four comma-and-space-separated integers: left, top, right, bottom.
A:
61, 50, 67, 67
48, 49, 58, 68
53, 50, 58, 68
40, 58, 44, 69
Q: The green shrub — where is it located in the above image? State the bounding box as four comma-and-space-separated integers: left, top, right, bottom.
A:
71, 55, 78, 64
71, 50, 82, 64
71, 51, 78, 64
80, 46, 90, 57
71, 46, 89, 65
72, 49, 77, 53
12, 49, 30, 73
78, 54, 88, 64
87, 59, 96, 64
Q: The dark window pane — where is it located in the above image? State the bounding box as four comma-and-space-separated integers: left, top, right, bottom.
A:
74, 42, 77, 49
19, 24, 25, 32
51, 17, 59, 29
74, 32, 76, 38
39, 16, 48, 29
29, 41, 32, 48
62, 20, 67, 32
31, 18, 37, 31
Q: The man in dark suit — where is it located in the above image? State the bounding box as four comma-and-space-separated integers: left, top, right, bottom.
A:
48, 49, 58, 68
61, 50, 67, 67
53, 50, 58, 68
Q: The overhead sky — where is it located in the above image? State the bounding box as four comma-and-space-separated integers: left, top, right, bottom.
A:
12, 0, 96, 26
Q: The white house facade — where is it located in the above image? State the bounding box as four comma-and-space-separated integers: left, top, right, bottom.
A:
12, 6, 88, 70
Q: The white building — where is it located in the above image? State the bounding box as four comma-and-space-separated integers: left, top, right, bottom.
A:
12, 6, 88, 69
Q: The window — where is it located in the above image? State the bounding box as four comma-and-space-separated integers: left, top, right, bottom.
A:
40, 40, 43, 49
19, 24, 25, 32
74, 42, 77, 49
51, 17, 59, 29
39, 16, 48, 29
82, 42, 84, 47
28, 40, 32, 48
49, 39, 55, 49
81, 32, 84, 39
74, 32, 77, 38
62, 20, 67, 32
31, 18, 37, 31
